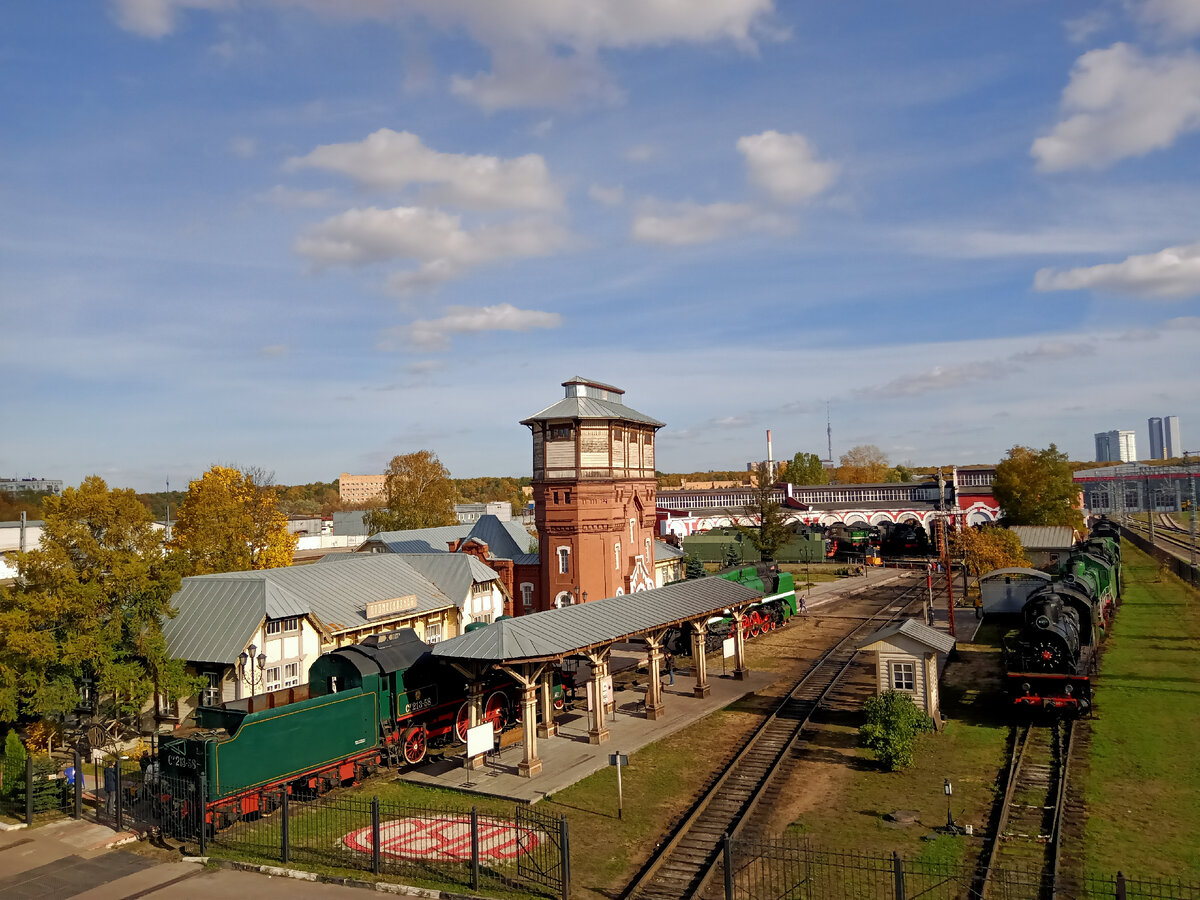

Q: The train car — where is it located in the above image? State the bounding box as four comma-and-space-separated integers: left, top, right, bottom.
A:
666, 564, 799, 655
881, 522, 930, 557
158, 628, 562, 831
1003, 519, 1121, 714
827, 522, 881, 559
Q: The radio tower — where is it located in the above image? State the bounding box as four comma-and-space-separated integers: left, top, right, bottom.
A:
826, 402, 833, 464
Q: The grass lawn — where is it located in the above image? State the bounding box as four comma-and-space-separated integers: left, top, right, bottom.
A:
1084, 543, 1200, 881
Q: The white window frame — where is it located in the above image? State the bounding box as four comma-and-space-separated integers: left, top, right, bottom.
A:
520, 583, 534, 609
201, 672, 221, 707
265, 616, 300, 636
264, 666, 282, 693
426, 622, 443, 643
890, 661, 915, 692
557, 546, 570, 575
283, 662, 301, 688
157, 691, 177, 718
614, 542, 621, 570
629, 518, 636, 542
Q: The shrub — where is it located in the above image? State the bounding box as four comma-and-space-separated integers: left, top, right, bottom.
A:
2, 729, 26, 798
859, 690, 934, 771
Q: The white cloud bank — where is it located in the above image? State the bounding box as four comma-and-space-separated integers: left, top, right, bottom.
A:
286, 129, 562, 212
737, 131, 839, 204
111, 0, 778, 108
1034, 240, 1200, 299
1140, 0, 1200, 37
1032, 43, 1200, 171
294, 205, 570, 289
631, 201, 789, 246
408, 303, 562, 350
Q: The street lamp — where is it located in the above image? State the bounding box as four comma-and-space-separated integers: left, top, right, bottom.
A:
238, 643, 268, 697
944, 778, 959, 834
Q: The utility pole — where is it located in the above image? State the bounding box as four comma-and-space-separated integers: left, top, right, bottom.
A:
1187, 451, 1198, 567
1146, 467, 1155, 548
940, 514, 956, 638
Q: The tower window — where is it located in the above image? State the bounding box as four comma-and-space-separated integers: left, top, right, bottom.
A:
565, 490, 571, 504
553, 491, 559, 504
549, 425, 572, 441
558, 546, 570, 574
615, 542, 621, 570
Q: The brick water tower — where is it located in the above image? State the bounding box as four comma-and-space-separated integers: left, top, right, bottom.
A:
521, 377, 665, 609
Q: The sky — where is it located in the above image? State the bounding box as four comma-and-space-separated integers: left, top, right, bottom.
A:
3, 1, 1200, 493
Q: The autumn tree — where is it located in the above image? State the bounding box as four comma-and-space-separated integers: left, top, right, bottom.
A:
836, 445, 890, 484
951, 527, 1029, 583
731, 462, 794, 560
365, 450, 458, 534
0, 477, 198, 723
785, 451, 828, 486
169, 466, 296, 575
992, 444, 1084, 530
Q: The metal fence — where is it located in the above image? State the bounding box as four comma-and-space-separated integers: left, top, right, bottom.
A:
724, 835, 1200, 900
0, 750, 83, 825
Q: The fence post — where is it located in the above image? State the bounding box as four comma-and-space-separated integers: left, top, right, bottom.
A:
723, 833, 734, 900
24, 755, 33, 825
892, 850, 906, 900
115, 760, 124, 831
281, 790, 290, 865
1116, 871, 1127, 900
73, 750, 82, 820
198, 776, 208, 856
560, 815, 571, 900
371, 796, 381, 875
471, 806, 480, 891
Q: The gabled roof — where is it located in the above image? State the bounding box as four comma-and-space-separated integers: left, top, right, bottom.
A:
431, 576, 762, 663
348, 517, 535, 559
398, 553, 499, 603
462, 515, 530, 559
858, 618, 956, 655
654, 540, 685, 562
162, 555, 458, 665
1009, 526, 1076, 551
520, 396, 665, 427
980, 567, 1052, 582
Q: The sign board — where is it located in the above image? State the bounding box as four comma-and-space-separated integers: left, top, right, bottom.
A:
722, 637, 736, 659
609, 753, 629, 767
465, 721, 493, 758
586, 675, 614, 712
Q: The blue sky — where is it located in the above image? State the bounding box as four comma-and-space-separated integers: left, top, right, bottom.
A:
3, 1, 1200, 493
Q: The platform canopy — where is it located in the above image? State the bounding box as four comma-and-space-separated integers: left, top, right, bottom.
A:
430, 576, 763, 663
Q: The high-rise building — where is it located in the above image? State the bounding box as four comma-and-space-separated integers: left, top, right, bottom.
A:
522, 377, 664, 610
1164, 416, 1182, 459
1094, 430, 1137, 462
1148, 417, 1165, 460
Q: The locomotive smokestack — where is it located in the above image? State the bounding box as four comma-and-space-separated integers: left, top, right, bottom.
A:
767, 429, 774, 481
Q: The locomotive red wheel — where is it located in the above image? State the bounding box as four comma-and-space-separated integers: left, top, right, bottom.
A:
401, 726, 427, 765
553, 694, 565, 711
484, 691, 509, 734
454, 702, 469, 743
749, 611, 762, 638
740, 614, 752, 637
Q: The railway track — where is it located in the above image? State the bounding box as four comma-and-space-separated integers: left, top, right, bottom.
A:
1125, 516, 1198, 562
974, 719, 1075, 900
621, 577, 927, 900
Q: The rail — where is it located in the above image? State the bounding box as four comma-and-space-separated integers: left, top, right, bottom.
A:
621, 576, 928, 900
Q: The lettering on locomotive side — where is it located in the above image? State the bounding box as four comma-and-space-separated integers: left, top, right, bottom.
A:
398, 685, 438, 717
166, 754, 199, 771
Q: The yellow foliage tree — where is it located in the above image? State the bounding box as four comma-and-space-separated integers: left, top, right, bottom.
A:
836, 445, 890, 484
951, 527, 1030, 583
169, 466, 296, 575
364, 450, 458, 534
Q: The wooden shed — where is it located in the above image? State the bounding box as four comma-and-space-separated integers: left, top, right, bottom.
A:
858, 619, 956, 728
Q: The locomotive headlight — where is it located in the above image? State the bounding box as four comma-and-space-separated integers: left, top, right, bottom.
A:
1021, 682, 1031, 693
1064, 684, 1073, 695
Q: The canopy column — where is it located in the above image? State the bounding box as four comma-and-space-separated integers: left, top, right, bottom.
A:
643, 630, 668, 720
537, 669, 558, 738
585, 650, 611, 744
518, 683, 541, 776
464, 679, 487, 770
733, 605, 749, 681
690, 622, 710, 698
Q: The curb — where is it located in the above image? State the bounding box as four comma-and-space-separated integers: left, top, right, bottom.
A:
185, 856, 498, 899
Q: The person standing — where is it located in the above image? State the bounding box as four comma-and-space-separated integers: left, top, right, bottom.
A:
663, 652, 675, 686
103, 762, 117, 816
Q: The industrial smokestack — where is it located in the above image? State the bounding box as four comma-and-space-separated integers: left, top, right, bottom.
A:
766, 429, 774, 480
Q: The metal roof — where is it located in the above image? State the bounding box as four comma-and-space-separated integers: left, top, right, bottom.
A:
461, 514, 533, 559
979, 567, 1052, 582
398, 553, 499, 603
858, 618, 956, 655
520, 395, 664, 427
1009, 526, 1076, 550
654, 540, 685, 562
430, 576, 762, 663
347, 518, 535, 558
162, 555, 458, 665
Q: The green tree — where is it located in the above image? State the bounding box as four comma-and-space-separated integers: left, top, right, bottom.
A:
0, 477, 197, 724
886, 464, 916, 483
685, 553, 706, 579
169, 466, 297, 575
731, 462, 793, 560
1, 729, 25, 798
785, 451, 828, 486
365, 450, 458, 534
836, 445, 890, 484
859, 690, 935, 771
992, 444, 1084, 529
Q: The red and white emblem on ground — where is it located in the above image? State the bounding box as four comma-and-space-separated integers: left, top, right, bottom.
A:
343, 816, 543, 861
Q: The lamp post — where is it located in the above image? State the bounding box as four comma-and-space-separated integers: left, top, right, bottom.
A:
944, 778, 958, 834
238, 644, 268, 698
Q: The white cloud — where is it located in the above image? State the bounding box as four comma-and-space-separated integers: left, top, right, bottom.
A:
404, 359, 443, 374
588, 184, 625, 207
227, 135, 258, 158
110, 0, 230, 39
286, 129, 562, 211
259, 344, 288, 358
408, 303, 562, 350
450, 47, 621, 112
255, 184, 339, 209
737, 130, 839, 204
871, 341, 1095, 399
294, 205, 571, 290
631, 201, 790, 246
1140, 0, 1200, 38
1034, 240, 1200, 299
900, 226, 1144, 258
1032, 43, 1200, 171
1166, 314, 1200, 330
1063, 9, 1111, 44
624, 144, 658, 163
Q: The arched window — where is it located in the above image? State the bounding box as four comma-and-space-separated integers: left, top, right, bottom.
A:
557, 546, 570, 574
614, 542, 621, 570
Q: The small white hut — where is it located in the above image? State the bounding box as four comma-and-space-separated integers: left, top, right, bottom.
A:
858, 619, 956, 728
979, 567, 1052, 614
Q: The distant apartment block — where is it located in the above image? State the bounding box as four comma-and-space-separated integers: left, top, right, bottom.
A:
1094, 430, 1136, 463
1148, 417, 1164, 460
454, 501, 512, 524
1164, 415, 1182, 458
338, 472, 385, 504
0, 477, 63, 496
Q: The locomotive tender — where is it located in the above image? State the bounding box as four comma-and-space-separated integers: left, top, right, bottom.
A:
159, 628, 562, 830
668, 563, 799, 655
1003, 518, 1121, 713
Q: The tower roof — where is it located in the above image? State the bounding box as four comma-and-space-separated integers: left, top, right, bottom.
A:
520, 377, 664, 428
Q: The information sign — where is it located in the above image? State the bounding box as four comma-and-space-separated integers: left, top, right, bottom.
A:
465, 721, 493, 759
